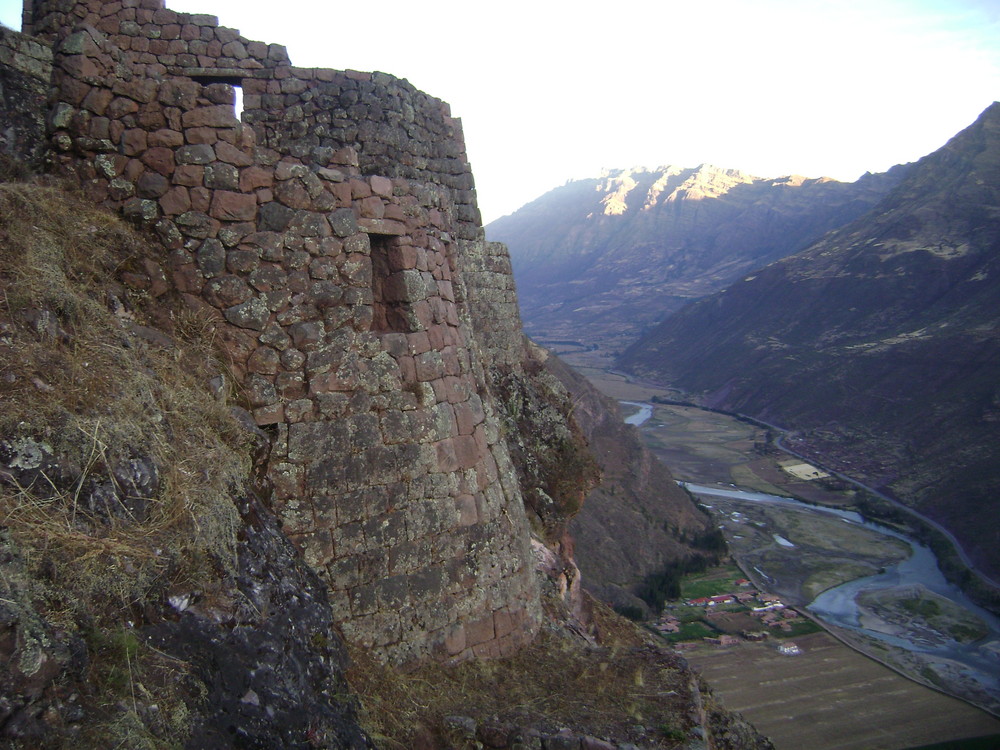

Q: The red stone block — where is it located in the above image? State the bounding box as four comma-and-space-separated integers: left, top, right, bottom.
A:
493, 608, 516, 639
210, 191, 256, 221
172, 164, 204, 186
369, 175, 393, 198
121, 128, 147, 155
159, 186, 191, 215
61, 55, 104, 81
189, 187, 211, 212
357, 218, 406, 236
185, 126, 218, 145
453, 401, 476, 436
215, 140, 254, 167
141, 258, 170, 297
148, 128, 184, 148
384, 203, 407, 222
396, 355, 416, 383
406, 331, 431, 355
410, 299, 436, 330
240, 166, 274, 193
443, 624, 466, 656
349, 178, 372, 199
434, 439, 459, 473
477, 453, 498, 491
426, 324, 445, 351
358, 195, 384, 219
141, 146, 175, 176
453, 435, 480, 470
388, 244, 418, 271
309, 370, 357, 394
123, 158, 145, 182
247, 346, 280, 375
330, 181, 352, 206
473, 424, 489, 455
171, 264, 202, 294
181, 104, 239, 129
456, 494, 478, 527
82, 87, 113, 115
275, 180, 311, 209
465, 614, 496, 646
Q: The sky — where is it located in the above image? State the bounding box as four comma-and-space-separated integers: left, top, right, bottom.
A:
2, 0, 999, 223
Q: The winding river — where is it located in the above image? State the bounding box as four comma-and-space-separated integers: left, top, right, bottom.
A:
621, 397, 1000, 708
684, 482, 1000, 707
622, 400, 653, 426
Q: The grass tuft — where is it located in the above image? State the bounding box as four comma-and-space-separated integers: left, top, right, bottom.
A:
347, 599, 695, 748
0, 180, 252, 744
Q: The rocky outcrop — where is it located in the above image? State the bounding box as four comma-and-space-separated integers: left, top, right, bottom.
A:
620, 102, 1000, 580
489, 164, 906, 354
542, 354, 713, 612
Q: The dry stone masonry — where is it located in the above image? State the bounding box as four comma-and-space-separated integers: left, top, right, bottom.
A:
20, 0, 543, 664
0, 24, 52, 166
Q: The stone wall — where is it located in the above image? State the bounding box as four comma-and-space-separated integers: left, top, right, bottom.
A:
31, 2, 542, 665
0, 25, 51, 166
458, 239, 526, 371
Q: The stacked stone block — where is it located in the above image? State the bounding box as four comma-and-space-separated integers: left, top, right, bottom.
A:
0, 25, 52, 164
40, 7, 541, 665
458, 239, 527, 371
24, 0, 289, 77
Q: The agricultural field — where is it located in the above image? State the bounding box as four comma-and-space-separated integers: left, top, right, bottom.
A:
685, 633, 1000, 750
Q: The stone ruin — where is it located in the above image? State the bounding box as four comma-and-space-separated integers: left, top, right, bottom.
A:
3, 0, 544, 665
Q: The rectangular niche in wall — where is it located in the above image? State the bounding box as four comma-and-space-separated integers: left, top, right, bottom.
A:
370, 233, 411, 333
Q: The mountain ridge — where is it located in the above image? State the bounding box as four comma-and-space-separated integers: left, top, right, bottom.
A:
489, 162, 908, 354
619, 101, 1000, 579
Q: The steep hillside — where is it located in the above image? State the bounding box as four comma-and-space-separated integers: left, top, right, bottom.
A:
488, 164, 905, 353
542, 352, 716, 612
0, 3, 773, 746
457, 240, 716, 617
620, 102, 1000, 580
0, 180, 373, 748
0, 175, 771, 750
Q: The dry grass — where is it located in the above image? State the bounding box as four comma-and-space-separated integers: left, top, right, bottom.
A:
0, 181, 252, 744
0, 182, 248, 610
347, 600, 695, 749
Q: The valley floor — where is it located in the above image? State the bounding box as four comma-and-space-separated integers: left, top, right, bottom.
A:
684, 632, 1000, 750
557, 347, 1000, 749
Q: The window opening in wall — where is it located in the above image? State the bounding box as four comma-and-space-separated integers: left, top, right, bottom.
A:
190, 75, 244, 119
370, 234, 410, 334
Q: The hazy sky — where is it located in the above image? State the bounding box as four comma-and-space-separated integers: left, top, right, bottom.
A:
2, 0, 998, 222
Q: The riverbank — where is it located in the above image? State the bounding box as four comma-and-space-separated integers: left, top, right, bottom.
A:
686, 484, 1000, 717
591, 355, 1000, 614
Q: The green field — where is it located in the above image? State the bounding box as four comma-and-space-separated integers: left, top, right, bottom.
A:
660, 621, 718, 643
679, 563, 745, 599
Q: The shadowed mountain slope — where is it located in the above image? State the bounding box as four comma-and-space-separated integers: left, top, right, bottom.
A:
619, 102, 1000, 579
489, 164, 906, 353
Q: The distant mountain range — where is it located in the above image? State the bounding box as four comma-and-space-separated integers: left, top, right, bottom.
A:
619, 103, 1000, 579
488, 163, 908, 353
